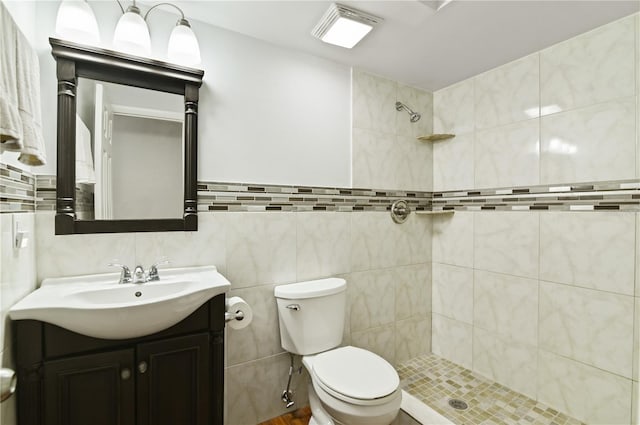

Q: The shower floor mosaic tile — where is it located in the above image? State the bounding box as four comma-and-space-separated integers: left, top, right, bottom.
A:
397, 354, 585, 425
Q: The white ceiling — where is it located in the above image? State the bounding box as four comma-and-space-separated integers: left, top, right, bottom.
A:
169, 0, 639, 91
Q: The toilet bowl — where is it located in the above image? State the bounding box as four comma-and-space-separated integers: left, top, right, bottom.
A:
304, 346, 401, 425
275, 278, 401, 425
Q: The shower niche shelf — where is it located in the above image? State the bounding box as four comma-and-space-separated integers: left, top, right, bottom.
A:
417, 133, 455, 142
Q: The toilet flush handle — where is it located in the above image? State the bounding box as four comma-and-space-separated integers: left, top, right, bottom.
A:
286, 304, 300, 311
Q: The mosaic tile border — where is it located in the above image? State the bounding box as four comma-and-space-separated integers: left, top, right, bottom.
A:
397, 353, 585, 425
35, 175, 55, 211
197, 181, 431, 212
33, 177, 432, 213
0, 163, 35, 213
34, 175, 93, 214
25, 175, 640, 214
432, 179, 640, 212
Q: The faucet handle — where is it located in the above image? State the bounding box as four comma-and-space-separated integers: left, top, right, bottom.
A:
108, 263, 132, 284
148, 259, 170, 281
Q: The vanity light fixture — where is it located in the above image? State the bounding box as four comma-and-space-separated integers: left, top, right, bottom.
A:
145, 3, 202, 66
55, 1, 201, 66
113, 1, 151, 56
55, 0, 101, 45
311, 3, 383, 49
112, 0, 201, 65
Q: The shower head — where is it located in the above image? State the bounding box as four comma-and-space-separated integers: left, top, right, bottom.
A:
395, 101, 421, 123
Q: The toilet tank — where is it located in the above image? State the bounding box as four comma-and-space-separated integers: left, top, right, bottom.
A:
274, 278, 346, 355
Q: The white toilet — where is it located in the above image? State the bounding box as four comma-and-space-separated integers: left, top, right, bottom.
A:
274, 278, 401, 425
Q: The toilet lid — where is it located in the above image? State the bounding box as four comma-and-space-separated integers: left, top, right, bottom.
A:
312, 346, 399, 400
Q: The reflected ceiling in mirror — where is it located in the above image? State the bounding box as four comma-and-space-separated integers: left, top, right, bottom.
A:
75, 78, 184, 221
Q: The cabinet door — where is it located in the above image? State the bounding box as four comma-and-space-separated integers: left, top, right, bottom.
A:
43, 349, 135, 425
137, 333, 210, 425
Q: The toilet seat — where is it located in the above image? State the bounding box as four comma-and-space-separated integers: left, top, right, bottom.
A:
310, 346, 400, 406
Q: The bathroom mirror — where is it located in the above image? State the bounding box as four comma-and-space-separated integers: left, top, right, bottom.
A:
75, 79, 184, 221
51, 38, 204, 234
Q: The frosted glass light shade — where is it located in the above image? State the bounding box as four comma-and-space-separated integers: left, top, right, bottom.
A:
113, 7, 151, 56
167, 22, 201, 66
320, 17, 372, 49
311, 3, 381, 49
55, 0, 100, 45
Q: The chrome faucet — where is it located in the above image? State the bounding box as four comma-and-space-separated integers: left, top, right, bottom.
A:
108, 263, 132, 284
109, 259, 170, 284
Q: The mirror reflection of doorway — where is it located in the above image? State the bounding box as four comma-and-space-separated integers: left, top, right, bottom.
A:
92, 82, 184, 220
93, 82, 112, 219
110, 113, 183, 219
82, 80, 185, 220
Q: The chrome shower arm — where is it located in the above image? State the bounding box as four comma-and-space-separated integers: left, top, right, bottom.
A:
395, 101, 415, 114
395, 101, 421, 123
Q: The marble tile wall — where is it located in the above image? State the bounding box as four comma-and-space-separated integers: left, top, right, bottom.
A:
430, 13, 640, 424
352, 69, 433, 192
1, 64, 435, 425
431, 211, 639, 424
0, 161, 38, 423
433, 13, 639, 192
33, 210, 432, 425
0, 212, 37, 424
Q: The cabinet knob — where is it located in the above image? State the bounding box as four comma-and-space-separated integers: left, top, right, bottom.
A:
121, 368, 131, 380
138, 361, 148, 374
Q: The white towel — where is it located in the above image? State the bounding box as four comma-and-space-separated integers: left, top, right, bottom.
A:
76, 115, 96, 184
0, 3, 23, 150
0, 2, 47, 166
15, 22, 46, 166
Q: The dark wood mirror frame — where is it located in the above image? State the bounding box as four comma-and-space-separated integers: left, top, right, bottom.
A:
50, 38, 204, 235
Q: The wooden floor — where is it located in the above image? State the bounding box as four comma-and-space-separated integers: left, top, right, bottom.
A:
257, 406, 311, 425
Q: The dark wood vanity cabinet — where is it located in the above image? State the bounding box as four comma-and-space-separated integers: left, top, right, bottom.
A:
136, 333, 210, 425
13, 294, 225, 425
43, 348, 136, 425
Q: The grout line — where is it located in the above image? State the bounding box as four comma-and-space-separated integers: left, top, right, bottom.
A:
539, 94, 637, 120
293, 211, 299, 284
225, 350, 289, 369
636, 214, 640, 298
636, 13, 639, 185
538, 347, 635, 382
470, 211, 476, 373
536, 209, 542, 401
538, 277, 635, 299
472, 76, 477, 192
434, 262, 532, 282
538, 51, 542, 189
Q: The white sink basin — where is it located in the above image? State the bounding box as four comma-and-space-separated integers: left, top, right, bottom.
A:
9, 266, 230, 339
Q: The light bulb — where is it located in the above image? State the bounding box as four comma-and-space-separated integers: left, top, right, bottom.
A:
55, 0, 100, 45
112, 5, 151, 56
167, 19, 201, 66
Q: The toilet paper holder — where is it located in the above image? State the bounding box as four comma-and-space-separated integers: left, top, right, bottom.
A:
225, 296, 253, 330
224, 310, 245, 323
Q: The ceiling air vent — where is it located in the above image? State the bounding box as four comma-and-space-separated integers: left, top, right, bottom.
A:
311, 3, 383, 49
